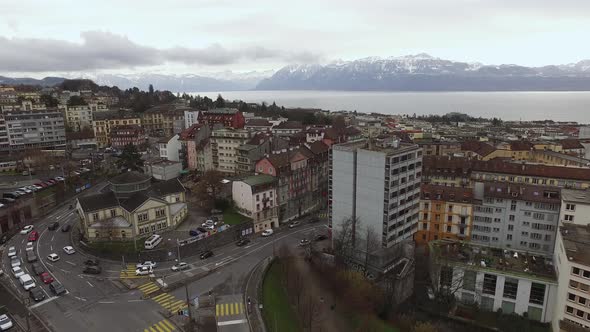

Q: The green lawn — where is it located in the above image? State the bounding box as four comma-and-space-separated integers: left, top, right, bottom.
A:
348, 313, 399, 332
223, 207, 249, 225
262, 261, 301, 332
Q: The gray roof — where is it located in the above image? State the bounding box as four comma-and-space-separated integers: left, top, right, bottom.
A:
561, 189, 590, 204
119, 191, 151, 212
242, 174, 276, 187
149, 179, 185, 197
110, 172, 151, 185
78, 191, 119, 212
204, 108, 239, 115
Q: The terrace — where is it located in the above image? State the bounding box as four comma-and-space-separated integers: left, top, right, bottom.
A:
430, 239, 556, 282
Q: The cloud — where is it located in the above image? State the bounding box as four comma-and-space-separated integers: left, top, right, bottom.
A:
0, 31, 322, 72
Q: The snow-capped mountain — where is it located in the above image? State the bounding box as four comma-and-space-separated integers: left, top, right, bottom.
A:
256, 54, 590, 91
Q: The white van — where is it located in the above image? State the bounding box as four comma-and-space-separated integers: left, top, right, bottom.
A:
144, 234, 162, 250
19, 274, 36, 290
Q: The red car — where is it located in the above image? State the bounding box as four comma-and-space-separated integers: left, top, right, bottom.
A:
28, 231, 39, 242
47, 180, 57, 185
35, 182, 48, 188
40, 272, 54, 284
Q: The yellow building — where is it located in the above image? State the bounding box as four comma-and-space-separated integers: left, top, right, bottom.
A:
93, 111, 142, 148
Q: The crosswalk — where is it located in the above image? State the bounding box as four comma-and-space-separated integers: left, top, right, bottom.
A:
318, 213, 328, 219
137, 282, 160, 297
120, 264, 144, 279
151, 292, 187, 313
216, 302, 244, 317
144, 319, 175, 332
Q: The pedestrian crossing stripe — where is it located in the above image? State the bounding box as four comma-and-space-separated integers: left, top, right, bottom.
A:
120, 264, 144, 279
144, 319, 175, 332
319, 213, 328, 218
216, 302, 244, 316
138, 282, 159, 296
151, 293, 187, 312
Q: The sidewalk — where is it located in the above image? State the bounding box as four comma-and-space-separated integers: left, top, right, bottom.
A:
244, 257, 271, 332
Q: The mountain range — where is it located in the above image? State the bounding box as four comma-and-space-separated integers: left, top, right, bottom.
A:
256, 53, 590, 91
3, 54, 590, 91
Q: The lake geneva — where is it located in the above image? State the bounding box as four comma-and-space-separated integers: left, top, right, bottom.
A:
191, 90, 590, 123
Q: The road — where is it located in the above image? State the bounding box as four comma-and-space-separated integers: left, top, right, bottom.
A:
2, 190, 327, 332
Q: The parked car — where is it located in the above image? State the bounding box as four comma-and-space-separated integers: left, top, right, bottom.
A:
10, 256, 21, 268
314, 234, 328, 241
20, 225, 34, 234
136, 261, 157, 269
26, 251, 37, 263
236, 238, 250, 246
0, 314, 14, 331
196, 227, 207, 233
189, 229, 199, 237
47, 253, 60, 262
171, 262, 189, 272
18, 187, 32, 194
199, 250, 213, 259
135, 266, 153, 276
28, 230, 39, 242
63, 246, 75, 255
35, 182, 48, 188
289, 221, 300, 228
261, 229, 274, 237
25, 242, 34, 252
30, 287, 46, 302
299, 239, 311, 246
0, 234, 6, 244
47, 179, 57, 185
54, 176, 65, 181
83, 259, 99, 266
83, 266, 102, 274
61, 224, 71, 232
48, 222, 60, 231
40, 272, 54, 284
0, 197, 15, 204
32, 263, 45, 275
49, 281, 66, 295
12, 266, 24, 279
7, 246, 16, 258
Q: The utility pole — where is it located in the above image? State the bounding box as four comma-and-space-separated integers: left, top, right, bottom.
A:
184, 284, 193, 326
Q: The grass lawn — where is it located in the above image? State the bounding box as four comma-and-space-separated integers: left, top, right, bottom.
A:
347, 313, 399, 332
262, 261, 301, 332
223, 207, 250, 225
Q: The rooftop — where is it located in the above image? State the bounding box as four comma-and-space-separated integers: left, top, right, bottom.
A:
242, 174, 276, 187
430, 239, 556, 282
421, 184, 475, 203
78, 191, 119, 212
202, 108, 239, 115
560, 224, 590, 266
334, 138, 419, 155
483, 182, 561, 204
109, 171, 151, 185
561, 189, 590, 204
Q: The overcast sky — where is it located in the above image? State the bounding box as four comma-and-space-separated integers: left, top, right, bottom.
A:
1, 0, 589, 77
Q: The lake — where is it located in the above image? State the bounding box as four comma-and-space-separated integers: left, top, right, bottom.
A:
190, 90, 590, 123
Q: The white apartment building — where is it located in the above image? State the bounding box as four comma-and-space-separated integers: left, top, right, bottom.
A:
330, 137, 422, 248
211, 128, 251, 175
184, 110, 200, 128
63, 104, 103, 131
4, 108, 66, 151
232, 174, 278, 232
559, 189, 590, 226
553, 223, 590, 331
158, 134, 181, 162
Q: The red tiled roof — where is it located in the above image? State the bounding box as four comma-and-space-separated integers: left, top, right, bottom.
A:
421, 184, 474, 202
460, 141, 495, 156
509, 141, 534, 151
561, 139, 584, 150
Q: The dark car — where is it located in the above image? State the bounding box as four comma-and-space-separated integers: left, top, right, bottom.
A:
199, 250, 213, 259
49, 281, 66, 296
48, 222, 59, 231
0, 197, 15, 204
83, 259, 99, 266
189, 229, 199, 237
236, 238, 250, 246
314, 234, 328, 241
30, 287, 45, 302
0, 234, 7, 244
196, 227, 207, 233
32, 263, 45, 276
61, 224, 71, 232
83, 266, 102, 274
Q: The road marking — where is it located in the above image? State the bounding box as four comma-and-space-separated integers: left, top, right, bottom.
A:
29, 296, 59, 309
51, 235, 54, 242
128, 299, 144, 303
65, 261, 76, 266
50, 245, 53, 251
86, 281, 94, 288
217, 319, 247, 326
244, 245, 254, 249
98, 301, 114, 304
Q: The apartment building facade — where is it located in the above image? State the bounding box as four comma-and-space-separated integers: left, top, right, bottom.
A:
211, 128, 251, 175
110, 125, 145, 149
63, 104, 103, 131
232, 174, 279, 232
4, 108, 66, 151
198, 108, 245, 129
92, 111, 142, 148
330, 138, 423, 248
559, 189, 590, 226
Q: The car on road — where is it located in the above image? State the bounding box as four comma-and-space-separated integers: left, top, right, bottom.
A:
202, 220, 217, 228
299, 239, 310, 246
0, 234, 7, 244
189, 229, 199, 237
12, 266, 24, 279
197, 227, 207, 233
314, 234, 328, 241
289, 221, 300, 228
54, 176, 65, 181
261, 229, 274, 237
83, 266, 101, 274
199, 250, 213, 259
10, 256, 21, 268
135, 266, 153, 276
204, 224, 215, 230
47, 253, 60, 262
171, 262, 189, 272
19, 274, 36, 290
26, 251, 37, 263
40, 272, 54, 284
25, 242, 34, 252
7, 246, 16, 258
20, 225, 34, 234
49, 281, 66, 296
28, 230, 39, 242
83, 259, 99, 266
0, 314, 13, 331
236, 238, 250, 246
30, 287, 45, 302
63, 246, 75, 255
61, 224, 71, 232
48, 222, 60, 231
136, 261, 157, 269
32, 263, 45, 276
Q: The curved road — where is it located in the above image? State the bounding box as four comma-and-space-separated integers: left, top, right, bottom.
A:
2, 195, 326, 332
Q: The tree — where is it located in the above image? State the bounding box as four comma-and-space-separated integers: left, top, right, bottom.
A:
148, 84, 154, 95
116, 144, 144, 172
332, 115, 346, 130
215, 94, 226, 108
67, 95, 88, 106
189, 170, 225, 208
260, 102, 268, 113
40, 94, 59, 107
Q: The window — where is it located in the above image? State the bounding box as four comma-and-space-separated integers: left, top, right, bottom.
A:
155, 208, 166, 218
447, 216, 453, 222
577, 309, 585, 318
461, 292, 475, 305
463, 270, 476, 291
529, 283, 546, 305
110, 209, 116, 218
138, 212, 149, 222
508, 225, 514, 231
564, 214, 574, 222
509, 215, 515, 221
93, 212, 99, 221
256, 194, 260, 202
566, 203, 576, 211
510, 204, 516, 211
503, 278, 518, 300
507, 234, 513, 240
573, 267, 581, 275
566, 306, 574, 314
501, 301, 515, 314
483, 274, 497, 295
481, 296, 494, 311
528, 306, 543, 321
579, 297, 587, 305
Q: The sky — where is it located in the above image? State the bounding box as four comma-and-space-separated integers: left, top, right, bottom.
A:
1, 0, 589, 77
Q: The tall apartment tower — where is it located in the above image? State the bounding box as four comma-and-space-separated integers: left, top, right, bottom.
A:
329, 137, 423, 248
